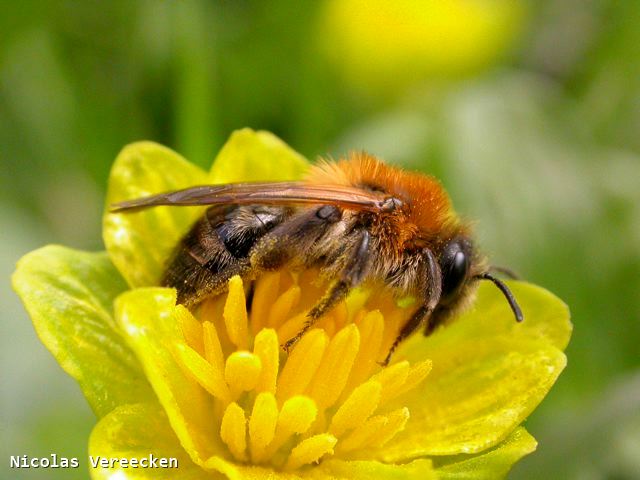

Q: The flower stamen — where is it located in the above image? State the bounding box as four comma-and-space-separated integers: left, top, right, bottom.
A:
220, 402, 248, 461
267, 284, 301, 328
223, 276, 249, 350
202, 320, 225, 373
276, 329, 328, 402
173, 271, 431, 470
248, 392, 278, 463
284, 433, 337, 470
308, 324, 360, 409
253, 328, 280, 394
328, 380, 381, 437
225, 351, 262, 395
173, 342, 231, 403
250, 271, 281, 335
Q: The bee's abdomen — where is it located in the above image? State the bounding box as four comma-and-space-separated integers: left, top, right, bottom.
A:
214, 206, 285, 258
216, 222, 256, 259
162, 205, 286, 305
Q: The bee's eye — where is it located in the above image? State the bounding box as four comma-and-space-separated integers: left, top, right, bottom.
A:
440, 239, 470, 302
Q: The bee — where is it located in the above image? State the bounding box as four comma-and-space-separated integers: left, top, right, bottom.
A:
112, 152, 522, 364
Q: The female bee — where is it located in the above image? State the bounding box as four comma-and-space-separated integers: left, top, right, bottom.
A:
112, 153, 522, 364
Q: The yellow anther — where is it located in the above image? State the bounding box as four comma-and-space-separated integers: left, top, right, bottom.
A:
220, 402, 248, 461
172, 343, 230, 402
393, 359, 432, 400
279, 270, 296, 291
253, 329, 279, 394
316, 315, 336, 338
284, 434, 337, 471
250, 271, 281, 334
276, 311, 307, 345
378, 300, 409, 358
225, 351, 262, 394
249, 392, 278, 463
332, 301, 349, 330
308, 324, 360, 409
369, 407, 410, 448
202, 320, 225, 373
223, 275, 249, 350
345, 288, 370, 321
175, 305, 203, 355
278, 396, 318, 435
296, 269, 326, 311
372, 360, 410, 405
337, 415, 388, 453
329, 380, 381, 437
277, 329, 328, 402
267, 284, 301, 328
342, 310, 384, 399
266, 396, 318, 459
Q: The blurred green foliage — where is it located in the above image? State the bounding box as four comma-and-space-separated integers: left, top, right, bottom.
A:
1, 1, 639, 479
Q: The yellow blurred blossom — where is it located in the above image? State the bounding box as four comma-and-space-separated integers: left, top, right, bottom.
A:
318, 0, 527, 94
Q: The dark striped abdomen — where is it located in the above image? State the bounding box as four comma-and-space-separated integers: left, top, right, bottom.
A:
162, 205, 287, 305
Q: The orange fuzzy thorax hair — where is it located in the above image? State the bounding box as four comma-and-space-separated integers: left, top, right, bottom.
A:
307, 152, 463, 250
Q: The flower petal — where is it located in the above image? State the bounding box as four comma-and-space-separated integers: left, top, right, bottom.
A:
12, 246, 154, 417
206, 457, 437, 480
209, 128, 308, 183
114, 288, 220, 465
433, 427, 537, 480
314, 458, 437, 480
458, 281, 571, 350
404, 281, 571, 354
89, 402, 205, 479
103, 141, 209, 287
382, 282, 570, 459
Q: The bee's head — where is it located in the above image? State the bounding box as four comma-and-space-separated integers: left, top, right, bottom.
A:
426, 236, 523, 334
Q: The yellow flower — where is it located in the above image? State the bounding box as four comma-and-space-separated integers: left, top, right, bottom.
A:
13, 129, 571, 479
317, 0, 526, 95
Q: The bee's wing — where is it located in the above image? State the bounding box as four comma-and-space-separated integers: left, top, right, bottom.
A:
110, 182, 386, 213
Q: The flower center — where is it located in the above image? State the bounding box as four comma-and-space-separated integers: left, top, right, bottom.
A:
172, 269, 431, 471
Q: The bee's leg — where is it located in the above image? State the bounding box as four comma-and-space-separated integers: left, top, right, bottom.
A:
283, 229, 371, 351
381, 248, 442, 366
308, 229, 370, 318
422, 306, 449, 336
381, 306, 431, 366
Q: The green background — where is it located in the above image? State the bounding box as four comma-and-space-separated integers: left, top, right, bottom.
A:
1, 1, 639, 479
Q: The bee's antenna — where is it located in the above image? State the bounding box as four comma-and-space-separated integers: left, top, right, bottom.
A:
474, 272, 524, 323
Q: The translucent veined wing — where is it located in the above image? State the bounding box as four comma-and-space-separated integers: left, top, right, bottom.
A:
110, 182, 392, 213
